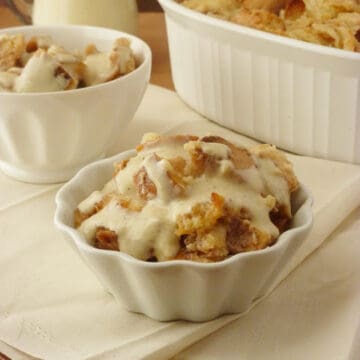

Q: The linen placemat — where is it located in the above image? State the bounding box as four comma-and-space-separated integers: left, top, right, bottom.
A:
174, 207, 360, 360
1, 85, 360, 360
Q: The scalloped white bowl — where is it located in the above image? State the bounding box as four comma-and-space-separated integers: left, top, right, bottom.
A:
54, 150, 313, 322
0, 25, 151, 183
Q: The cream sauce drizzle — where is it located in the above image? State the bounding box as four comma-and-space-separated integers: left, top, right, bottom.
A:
252, 156, 291, 215
83, 52, 116, 86
15, 50, 68, 93
48, 45, 80, 64
78, 137, 292, 261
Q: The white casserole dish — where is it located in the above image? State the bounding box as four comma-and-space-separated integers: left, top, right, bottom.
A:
54, 149, 313, 322
158, 0, 360, 164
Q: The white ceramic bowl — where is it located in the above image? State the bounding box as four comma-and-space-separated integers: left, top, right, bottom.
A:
0, 25, 151, 183
158, 0, 360, 164
54, 149, 313, 322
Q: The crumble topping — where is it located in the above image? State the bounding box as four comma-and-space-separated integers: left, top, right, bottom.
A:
74, 133, 299, 263
0, 33, 136, 93
177, 0, 360, 52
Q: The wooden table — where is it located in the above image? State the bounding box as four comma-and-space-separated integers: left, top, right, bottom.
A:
0, 6, 175, 90
138, 12, 174, 90
0, 7, 173, 360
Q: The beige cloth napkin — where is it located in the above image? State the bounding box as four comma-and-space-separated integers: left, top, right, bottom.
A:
0, 85, 360, 360
175, 207, 360, 360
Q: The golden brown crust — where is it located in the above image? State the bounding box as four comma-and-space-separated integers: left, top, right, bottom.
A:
231, 7, 286, 34
113, 159, 129, 176
201, 135, 254, 170
94, 227, 119, 251
179, 0, 360, 51
0, 34, 26, 71
223, 205, 275, 253
176, 192, 225, 236
133, 167, 157, 200
164, 156, 188, 194
225, 216, 259, 253
250, 144, 299, 192
84, 43, 99, 56
78, 133, 299, 263
186, 141, 220, 177
25, 38, 39, 53
243, 0, 291, 13
282, 0, 306, 19
74, 208, 92, 228
116, 194, 144, 212
175, 191, 278, 259
270, 203, 291, 233
139, 134, 199, 153
175, 224, 229, 262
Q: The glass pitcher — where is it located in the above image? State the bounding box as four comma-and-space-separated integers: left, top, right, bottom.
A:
6, 0, 138, 34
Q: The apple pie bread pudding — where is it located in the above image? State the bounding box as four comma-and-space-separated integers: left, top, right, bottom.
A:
177, 0, 360, 52
0, 33, 136, 92
74, 134, 299, 263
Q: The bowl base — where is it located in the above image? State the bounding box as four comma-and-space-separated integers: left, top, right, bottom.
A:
0, 154, 105, 184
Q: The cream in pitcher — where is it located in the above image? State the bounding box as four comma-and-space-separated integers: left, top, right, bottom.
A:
7, 0, 138, 34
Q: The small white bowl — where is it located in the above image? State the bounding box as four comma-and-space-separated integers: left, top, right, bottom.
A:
158, 0, 360, 164
0, 25, 151, 183
54, 149, 313, 322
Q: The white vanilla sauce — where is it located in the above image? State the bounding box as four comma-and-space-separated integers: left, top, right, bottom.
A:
77, 137, 293, 261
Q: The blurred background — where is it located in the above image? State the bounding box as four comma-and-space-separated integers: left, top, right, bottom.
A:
0, 0, 173, 89
0, 0, 163, 18
138, 0, 162, 11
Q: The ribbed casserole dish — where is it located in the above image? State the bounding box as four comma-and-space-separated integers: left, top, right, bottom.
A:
158, 0, 360, 164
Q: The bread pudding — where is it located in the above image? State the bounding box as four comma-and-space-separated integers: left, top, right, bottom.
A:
177, 0, 360, 52
74, 134, 299, 263
0, 34, 136, 92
